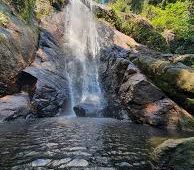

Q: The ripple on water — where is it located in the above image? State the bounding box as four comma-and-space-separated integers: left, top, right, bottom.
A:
0, 117, 193, 169
31, 159, 51, 167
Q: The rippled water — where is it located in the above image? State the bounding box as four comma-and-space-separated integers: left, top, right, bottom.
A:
0, 117, 193, 170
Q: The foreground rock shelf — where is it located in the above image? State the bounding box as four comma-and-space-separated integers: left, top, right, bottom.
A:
0, 92, 30, 121
152, 137, 194, 170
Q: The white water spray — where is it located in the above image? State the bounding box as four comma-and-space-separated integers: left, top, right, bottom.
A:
64, 0, 102, 114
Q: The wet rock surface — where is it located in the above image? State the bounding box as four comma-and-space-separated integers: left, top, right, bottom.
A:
0, 2, 38, 97
98, 44, 194, 130
24, 30, 70, 118
0, 1, 71, 120
152, 137, 194, 170
0, 92, 30, 121
0, 117, 193, 169
73, 102, 100, 117
130, 54, 194, 115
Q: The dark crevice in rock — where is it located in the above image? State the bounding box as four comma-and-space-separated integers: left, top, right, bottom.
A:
16, 71, 37, 100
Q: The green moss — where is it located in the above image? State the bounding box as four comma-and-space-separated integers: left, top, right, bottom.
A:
182, 57, 194, 68
149, 137, 170, 147
0, 12, 9, 27
153, 137, 194, 169
187, 98, 194, 106
0, 33, 6, 44
2, 0, 36, 23
35, 0, 53, 20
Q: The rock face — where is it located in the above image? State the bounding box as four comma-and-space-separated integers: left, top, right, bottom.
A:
0, 92, 30, 121
152, 137, 194, 170
0, 2, 70, 120
98, 45, 194, 130
130, 54, 194, 115
24, 29, 70, 118
96, 3, 194, 115
0, 2, 38, 97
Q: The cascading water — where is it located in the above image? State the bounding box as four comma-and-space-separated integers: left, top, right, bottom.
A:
64, 0, 102, 115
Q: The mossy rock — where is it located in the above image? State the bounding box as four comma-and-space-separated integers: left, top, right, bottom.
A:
2, 0, 66, 23
35, 0, 53, 20
162, 66, 194, 93
0, 11, 9, 27
131, 54, 194, 114
152, 137, 194, 170
2, 0, 35, 23
0, 1, 38, 96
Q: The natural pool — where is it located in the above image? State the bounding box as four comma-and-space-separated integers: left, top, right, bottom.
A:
0, 117, 193, 170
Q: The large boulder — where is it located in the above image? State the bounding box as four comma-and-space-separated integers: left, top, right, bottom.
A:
73, 103, 99, 117
0, 1, 71, 119
99, 45, 194, 130
130, 54, 194, 115
152, 137, 194, 170
0, 92, 30, 121
0, 2, 38, 97
73, 94, 105, 117
24, 31, 71, 118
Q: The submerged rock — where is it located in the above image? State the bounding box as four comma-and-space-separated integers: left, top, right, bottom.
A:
73, 101, 103, 117
65, 159, 89, 167
31, 159, 51, 167
152, 137, 194, 170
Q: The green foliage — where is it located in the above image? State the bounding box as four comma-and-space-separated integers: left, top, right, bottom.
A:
109, 0, 145, 14
107, 0, 194, 53
0, 12, 9, 27
109, 0, 131, 13
182, 57, 194, 68
2, 0, 65, 22
97, 3, 168, 51
142, 1, 192, 39
20, 0, 35, 22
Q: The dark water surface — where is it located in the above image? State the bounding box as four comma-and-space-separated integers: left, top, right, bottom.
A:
0, 117, 193, 170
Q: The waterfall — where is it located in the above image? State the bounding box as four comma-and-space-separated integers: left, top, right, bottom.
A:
64, 0, 102, 114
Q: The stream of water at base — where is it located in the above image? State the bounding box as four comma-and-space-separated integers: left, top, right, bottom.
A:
0, 117, 194, 169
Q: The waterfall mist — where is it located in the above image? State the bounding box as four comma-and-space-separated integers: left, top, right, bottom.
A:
64, 0, 103, 115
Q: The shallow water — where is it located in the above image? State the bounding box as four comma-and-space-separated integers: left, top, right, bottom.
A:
0, 117, 193, 170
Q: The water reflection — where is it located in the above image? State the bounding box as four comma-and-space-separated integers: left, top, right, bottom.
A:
0, 117, 193, 169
